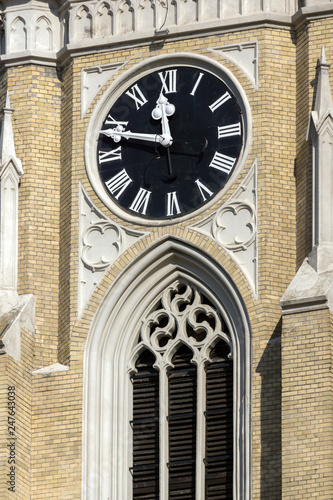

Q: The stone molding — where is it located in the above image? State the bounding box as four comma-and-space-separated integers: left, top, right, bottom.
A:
78, 183, 148, 318
2, 1, 333, 66
307, 47, 333, 274
0, 294, 35, 361
0, 93, 23, 316
211, 41, 259, 90
282, 47, 333, 315
81, 61, 126, 117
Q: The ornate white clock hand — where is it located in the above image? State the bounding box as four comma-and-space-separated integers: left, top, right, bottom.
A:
100, 125, 173, 147
151, 94, 176, 178
151, 93, 175, 138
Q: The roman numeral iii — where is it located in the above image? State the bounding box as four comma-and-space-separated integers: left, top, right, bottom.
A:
209, 152, 236, 174
218, 122, 241, 138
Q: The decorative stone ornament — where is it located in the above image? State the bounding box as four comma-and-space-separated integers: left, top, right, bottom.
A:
85, 53, 252, 225
78, 184, 148, 318
82, 238, 251, 500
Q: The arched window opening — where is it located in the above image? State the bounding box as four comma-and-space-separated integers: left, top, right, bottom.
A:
129, 280, 233, 499
82, 238, 251, 500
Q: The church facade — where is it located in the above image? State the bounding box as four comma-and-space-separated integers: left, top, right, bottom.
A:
0, 0, 333, 498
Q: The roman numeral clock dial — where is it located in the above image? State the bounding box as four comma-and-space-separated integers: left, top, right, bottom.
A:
97, 65, 244, 221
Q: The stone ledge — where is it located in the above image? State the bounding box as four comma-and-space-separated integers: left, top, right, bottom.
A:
32, 362, 69, 376
280, 258, 333, 315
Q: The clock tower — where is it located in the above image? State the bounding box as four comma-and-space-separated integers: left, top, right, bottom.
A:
0, 1, 333, 499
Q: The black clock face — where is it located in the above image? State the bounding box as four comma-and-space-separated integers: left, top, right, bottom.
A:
97, 65, 243, 220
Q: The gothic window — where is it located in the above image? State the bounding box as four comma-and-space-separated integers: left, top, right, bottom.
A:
82, 239, 251, 500
129, 281, 233, 499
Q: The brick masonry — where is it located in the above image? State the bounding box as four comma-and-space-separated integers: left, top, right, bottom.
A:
0, 11, 332, 500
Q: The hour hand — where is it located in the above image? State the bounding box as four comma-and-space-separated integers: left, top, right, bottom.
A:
151, 94, 175, 138
100, 125, 173, 147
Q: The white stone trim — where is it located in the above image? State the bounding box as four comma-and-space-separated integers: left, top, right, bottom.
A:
84, 52, 252, 226
82, 236, 252, 500
211, 41, 259, 90
78, 183, 149, 319
81, 61, 127, 118
0, 93, 23, 314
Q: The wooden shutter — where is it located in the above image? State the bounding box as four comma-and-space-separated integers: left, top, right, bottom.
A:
168, 345, 196, 499
205, 340, 233, 499
132, 350, 159, 499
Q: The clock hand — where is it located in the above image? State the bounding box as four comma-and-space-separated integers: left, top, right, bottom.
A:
100, 125, 173, 148
152, 94, 176, 179
151, 93, 175, 138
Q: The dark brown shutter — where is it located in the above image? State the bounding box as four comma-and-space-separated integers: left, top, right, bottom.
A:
205, 340, 233, 499
168, 345, 196, 499
132, 350, 159, 499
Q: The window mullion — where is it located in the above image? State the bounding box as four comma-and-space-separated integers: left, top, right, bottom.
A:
159, 363, 169, 500
196, 359, 206, 500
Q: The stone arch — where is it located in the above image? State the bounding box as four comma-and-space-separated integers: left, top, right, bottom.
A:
82, 237, 251, 499
35, 16, 53, 51
10, 16, 27, 52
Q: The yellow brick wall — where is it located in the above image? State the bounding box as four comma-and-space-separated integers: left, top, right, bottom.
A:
5, 17, 333, 499
0, 326, 34, 499
282, 308, 333, 499
7, 66, 62, 368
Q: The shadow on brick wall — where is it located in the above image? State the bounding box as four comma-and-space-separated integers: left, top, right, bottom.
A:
256, 318, 282, 499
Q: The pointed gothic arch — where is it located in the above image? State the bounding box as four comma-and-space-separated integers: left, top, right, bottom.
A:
82, 237, 251, 499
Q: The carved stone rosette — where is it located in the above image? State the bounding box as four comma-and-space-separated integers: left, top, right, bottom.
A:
213, 200, 256, 251
81, 220, 123, 272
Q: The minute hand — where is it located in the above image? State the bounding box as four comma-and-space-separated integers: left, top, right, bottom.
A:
100, 127, 173, 147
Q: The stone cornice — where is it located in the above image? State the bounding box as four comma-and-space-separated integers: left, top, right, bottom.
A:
0, 4, 333, 68
1, 13, 295, 69
292, 5, 333, 29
